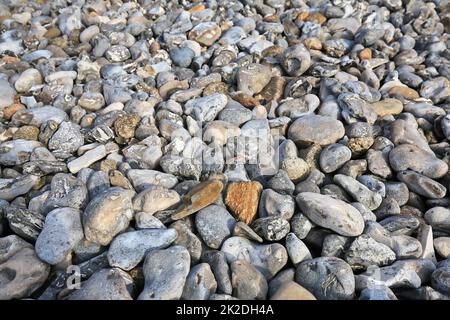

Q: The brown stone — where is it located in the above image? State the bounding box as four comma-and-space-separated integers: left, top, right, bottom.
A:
370, 98, 404, 117
306, 12, 326, 25
44, 27, 61, 39
2, 103, 25, 120
203, 82, 228, 96
171, 179, 224, 220
388, 86, 419, 100
2, 55, 20, 64
149, 41, 160, 54
270, 281, 316, 300
231, 92, 260, 108
188, 4, 206, 13
225, 181, 263, 224
13, 125, 40, 140
295, 11, 309, 22
264, 14, 279, 22
159, 79, 189, 99
348, 137, 374, 155
109, 170, 133, 189
188, 22, 222, 46
114, 114, 141, 140
303, 37, 322, 50
256, 76, 286, 102
359, 48, 372, 60
261, 45, 284, 58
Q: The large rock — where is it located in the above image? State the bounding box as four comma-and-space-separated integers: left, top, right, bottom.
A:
66, 268, 133, 300
288, 115, 345, 146
389, 144, 448, 179
138, 246, 191, 300
107, 229, 178, 270
296, 192, 365, 236
35, 208, 84, 265
0, 235, 50, 300
295, 257, 355, 300
221, 236, 287, 279
83, 187, 134, 246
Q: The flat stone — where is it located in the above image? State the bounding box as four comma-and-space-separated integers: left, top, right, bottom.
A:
107, 228, 177, 270
288, 114, 345, 146
434, 237, 450, 259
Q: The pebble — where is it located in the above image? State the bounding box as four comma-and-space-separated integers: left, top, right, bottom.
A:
35, 208, 84, 265
251, 216, 290, 242
270, 281, 316, 300
66, 268, 133, 300
195, 205, 235, 249
295, 257, 355, 300
182, 263, 217, 300
434, 238, 450, 259
285, 233, 312, 266
107, 229, 177, 271
0, 235, 50, 299
259, 189, 295, 220
296, 192, 365, 236
83, 187, 134, 246
14, 69, 42, 93
221, 236, 287, 279
231, 260, 268, 300
139, 246, 190, 300
288, 114, 345, 146
319, 144, 352, 173
397, 171, 447, 199
334, 174, 383, 210
344, 235, 396, 270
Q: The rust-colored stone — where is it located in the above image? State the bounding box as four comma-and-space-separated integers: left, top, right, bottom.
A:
2, 55, 20, 64
264, 14, 279, 22
188, 4, 205, 13
306, 12, 326, 25
231, 92, 260, 108
359, 48, 372, 60
2, 103, 25, 120
388, 86, 419, 100
225, 181, 263, 224
303, 37, 322, 50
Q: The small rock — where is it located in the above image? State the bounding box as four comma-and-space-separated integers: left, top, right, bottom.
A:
296, 192, 365, 236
